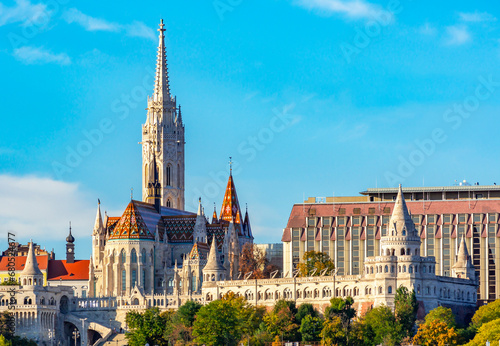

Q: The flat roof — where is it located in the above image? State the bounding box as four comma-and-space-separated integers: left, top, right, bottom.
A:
360, 185, 500, 195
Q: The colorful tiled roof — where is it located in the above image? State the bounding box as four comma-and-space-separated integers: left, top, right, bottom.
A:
47, 260, 90, 281
189, 242, 210, 261
220, 174, 242, 225
163, 215, 197, 243
109, 201, 154, 240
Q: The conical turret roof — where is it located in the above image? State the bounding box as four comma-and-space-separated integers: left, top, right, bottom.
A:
21, 241, 43, 276
387, 184, 415, 236
204, 237, 225, 271
453, 235, 471, 268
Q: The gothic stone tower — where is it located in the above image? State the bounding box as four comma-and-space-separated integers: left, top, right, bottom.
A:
142, 19, 185, 210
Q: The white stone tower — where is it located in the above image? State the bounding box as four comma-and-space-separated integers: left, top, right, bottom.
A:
142, 19, 185, 210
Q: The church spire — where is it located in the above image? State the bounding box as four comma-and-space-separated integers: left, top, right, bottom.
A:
153, 19, 170, 102
93, 199, 103, 235
220, 164, 242, 225
212, 203, 218, 224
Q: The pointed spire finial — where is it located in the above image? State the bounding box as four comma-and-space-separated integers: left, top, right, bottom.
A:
153, 19, 170, 102
229, 156, 233, 175
131, 187, 134, 200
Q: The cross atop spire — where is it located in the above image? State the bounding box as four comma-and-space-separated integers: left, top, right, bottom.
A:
153, 19, 170, 102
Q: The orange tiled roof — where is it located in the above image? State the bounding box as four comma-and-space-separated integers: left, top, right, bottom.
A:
0, 255, 48, 272
47, 260, 90, 281
220, 174, 242, 224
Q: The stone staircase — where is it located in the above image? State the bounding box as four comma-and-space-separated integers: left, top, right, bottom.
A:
99, 333, 128, 345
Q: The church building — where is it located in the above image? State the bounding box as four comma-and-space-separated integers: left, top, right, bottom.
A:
88, 19, 253, 300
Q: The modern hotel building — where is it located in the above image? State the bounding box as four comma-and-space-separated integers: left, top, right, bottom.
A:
282, 184, 500, 304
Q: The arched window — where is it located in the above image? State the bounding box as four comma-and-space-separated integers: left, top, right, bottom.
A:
122, 270, 126, 292
391, 265, 395, 273
131, 249, 137, 263
401, 248, 405, 255
409, 266, 413, 273
167, 199, 171, 207
388, 286, 392, 294
142, 269, 146, 288
166, 165, 172, 186
403, 265, 406, 273
141, 249, 146, 264
121, 250, 126, 264
384, 265, 388, 273
378, 287, 382, 294
131, 270, 137, 287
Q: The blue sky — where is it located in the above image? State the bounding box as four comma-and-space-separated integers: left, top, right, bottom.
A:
1, 0, 500, 260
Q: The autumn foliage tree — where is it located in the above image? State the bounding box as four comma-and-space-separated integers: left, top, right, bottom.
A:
297, 251, 335, 277
413, 320, 458, 346
239, 243, 278, 279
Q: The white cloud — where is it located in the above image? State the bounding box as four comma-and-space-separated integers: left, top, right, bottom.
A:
0, 175, 96, 241
0, 0, 50, 27
459, 11, 496, 23
125, 21, 156, 40
445, 25, 471, 46
62, 8, 155, 40
62, 8, 119, 32
293, 0, 389, 20
13, 46, 70, 65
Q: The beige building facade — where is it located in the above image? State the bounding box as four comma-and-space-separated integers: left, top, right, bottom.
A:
282, 184, 500, 304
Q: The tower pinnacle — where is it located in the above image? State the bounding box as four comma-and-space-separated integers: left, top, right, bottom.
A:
153, 19, 170, 102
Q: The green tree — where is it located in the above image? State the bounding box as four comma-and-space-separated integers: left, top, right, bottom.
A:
125, 308, 172, 346
471, 299, 500, 330
394, 286, 418, 339
325, 297, 356, 333
0, 312, 14, 339
299, 315, 323, 342
321, 315, 346, 345
263, 300, 300, 341
464, 318, 500, 346
297, 251, 335, 277
0, 335, 9, 346
296, 303, 318, 324
193, 293, 254, 346
321, 297, 356, 345
174, 300, 202, 327
364, 305, 399, 346
349, 319, 376, 346
424, 306, 456, 328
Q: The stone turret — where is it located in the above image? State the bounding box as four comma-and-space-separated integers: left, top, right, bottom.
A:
452, 235, 476, 281
20, 241, 43, 286
193, 198, 208, 243
203, 236, 226, 282
381, 184, 421, 257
